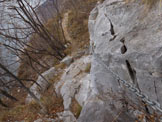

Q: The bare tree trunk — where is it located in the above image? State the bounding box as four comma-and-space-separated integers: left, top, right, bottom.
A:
0, 62, 47, 113
53, 0, 67, 44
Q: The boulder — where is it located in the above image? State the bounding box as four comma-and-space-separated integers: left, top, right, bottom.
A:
57, 110, 76, 122
78, 98, 135, 122
26, 67, 56, 103
78, 0, 162, 121
61, 56, 73, 66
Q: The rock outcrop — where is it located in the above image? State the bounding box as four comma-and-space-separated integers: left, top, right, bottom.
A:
55, 56, 91, 121
26, 67, 56, 103
61, 56, 74, 66
78, 0, 162, 121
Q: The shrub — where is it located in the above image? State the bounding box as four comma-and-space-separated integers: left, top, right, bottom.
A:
0, 101, 40, 122
84, 63, 91, 73
70, 98, 82, 118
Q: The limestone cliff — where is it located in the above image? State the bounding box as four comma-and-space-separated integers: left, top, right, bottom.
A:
78, 0, 162, 121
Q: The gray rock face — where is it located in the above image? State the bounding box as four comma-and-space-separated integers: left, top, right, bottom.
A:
78, 99, 135, 122
57, 110, 76, 122
78, 0, 162, 121
55, 56, 91, 120
61, 56, 73, 66
56, 56, 91, 109
26, 67, 56, 103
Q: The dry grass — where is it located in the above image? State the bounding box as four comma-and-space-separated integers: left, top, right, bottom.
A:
0, 101, 41, 122
0, 94, 64, 122
125, 0, 162, 8
66, 0, 99, 54
17, 14, 66, 81
0, 69, 64, 122
84, 63, 91, 73
70, 98, 82, 118
40, 86, 64, 118
55, 62, 66, 69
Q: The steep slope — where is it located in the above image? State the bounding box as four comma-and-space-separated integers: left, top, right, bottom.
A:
0, 0, 99, 121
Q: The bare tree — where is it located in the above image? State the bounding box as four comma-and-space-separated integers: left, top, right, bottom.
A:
0, 62, 47, 112
0, 0, 67, 110
0, 0, 66, 60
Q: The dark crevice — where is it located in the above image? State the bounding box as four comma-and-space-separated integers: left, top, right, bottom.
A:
120, 37, 125, 43
121, 45, 127, 54
153, 80, 159, 103
109, 35, 116, 41
109, 18, 115, 35
104, 14, 118, 42
104, 13, 115, 36
126, 60, 150, 114
120, 37, 127, 54
125, 60, 136, 84
101, 32, 108, 36
142, 101, 150, 114
125, 60, 140, 90
117, 79, 121, 87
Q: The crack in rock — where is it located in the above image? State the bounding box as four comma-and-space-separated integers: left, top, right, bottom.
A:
104, 13, 117, 42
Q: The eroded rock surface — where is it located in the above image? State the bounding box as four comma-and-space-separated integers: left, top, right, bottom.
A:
61, 56, 74, 66
26, 67, 56, 103
55, 56, 91, 121
57, 110, 76, 122
78, 0, 162, 121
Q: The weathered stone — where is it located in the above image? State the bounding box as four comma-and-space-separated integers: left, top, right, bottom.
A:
61, 56, 73, 66
55, 56, 91, 109
57, 110, 76, 122
78, 0, 162, 121
26, 67, 56, 103
78, 97, 135, 122
55, 56, 91, 120
75, 75, 91, 106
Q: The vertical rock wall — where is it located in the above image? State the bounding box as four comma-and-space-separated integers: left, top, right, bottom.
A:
78, 0, 162, 121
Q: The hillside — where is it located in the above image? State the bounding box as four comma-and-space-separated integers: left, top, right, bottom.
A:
1, 0, 162, 122
0, 0, 98, 121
